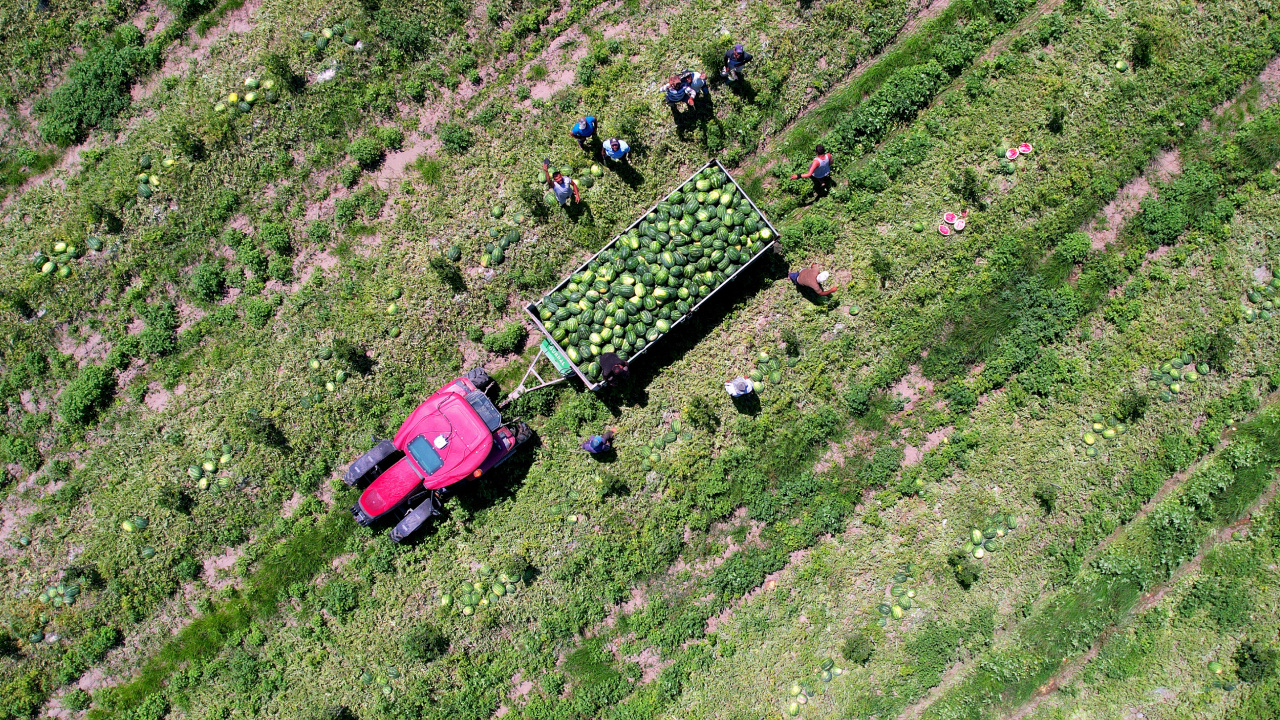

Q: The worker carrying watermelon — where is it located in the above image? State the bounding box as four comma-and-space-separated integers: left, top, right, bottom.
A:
543, 160, 581, 206
599, 352, 630, 386
721, 43, 753, 81
791, 144, 833, 196
789, 264, 837, 296
581, 429, 615, 454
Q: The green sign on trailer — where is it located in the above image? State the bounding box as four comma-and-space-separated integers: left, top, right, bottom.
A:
541, 339, 573, 376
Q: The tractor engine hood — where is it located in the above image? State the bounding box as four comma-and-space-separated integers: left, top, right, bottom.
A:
393, 392, 494, 488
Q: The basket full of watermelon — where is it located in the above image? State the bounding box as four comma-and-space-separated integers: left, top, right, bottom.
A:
526, 160, 778, 388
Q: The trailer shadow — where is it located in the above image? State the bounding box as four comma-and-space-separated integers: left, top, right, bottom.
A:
605, 250, 789, 410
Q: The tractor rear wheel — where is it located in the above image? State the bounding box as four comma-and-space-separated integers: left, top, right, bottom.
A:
343, 440, 401, 489
464, 367, 493, 391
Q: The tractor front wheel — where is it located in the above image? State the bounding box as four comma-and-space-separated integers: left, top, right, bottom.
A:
464, 367, 493, 391
514, 421, 533, 447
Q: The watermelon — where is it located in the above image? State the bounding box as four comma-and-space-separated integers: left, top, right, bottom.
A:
591, 164, 603, 177
944, 212, 957, 224
1005, 148, 1019, 160
1115, 59, 1129, 72
938, 224, 950, 236
1018, 143, 1033, 154
580, 175, 595, 188
491, 206, 504, 218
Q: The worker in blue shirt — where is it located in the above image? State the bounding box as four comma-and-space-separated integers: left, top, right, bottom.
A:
581, 429, 614, 454
601, 138, 631, 164
570, 116, 597, 149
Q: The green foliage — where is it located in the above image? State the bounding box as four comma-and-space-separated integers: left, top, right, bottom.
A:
1056, 232, 1092, 263
1236, 111, 1280, 173
58, 626, 122, 685
481, 322, 527, 355
1135, 162, 1225, 247
710, 547, 785, 598
682, 395, 719, 433
36, 25, 157, 147
1114, 389, 1149, 423
438, 123, 476, 155
781, 213, 839, 254
140, 301, 178, 356
60, 364, 116, 426
428, 255, 466, 292
349, 136, 385, 169
1236, 641, 1279, 683
947, 550, 980, 589
826, 61, 949, 155
841, 632, 875, 664
407, 617, 453, 661
63, 689, 92, 712
1034, 483, 1059, 514
189, 263, 226, 303
1177, 575, 1251, 628
376, 126, 406, 151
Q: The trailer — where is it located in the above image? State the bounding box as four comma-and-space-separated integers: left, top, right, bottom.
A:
505, 158, 779, 403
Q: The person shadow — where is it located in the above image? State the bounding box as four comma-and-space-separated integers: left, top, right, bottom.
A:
565, 199, 593, 223
725, 77, 758, 104
670, 102, 698, 139
794, 285, 840, 306
601, 146, 645, 188
583, 446, 617, 463
731, 392, 761, 416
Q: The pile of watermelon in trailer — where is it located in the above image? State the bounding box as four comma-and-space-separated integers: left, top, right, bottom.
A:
344, 369, 532, 542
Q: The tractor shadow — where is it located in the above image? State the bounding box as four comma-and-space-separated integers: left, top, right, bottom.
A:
452, 433, 542, 517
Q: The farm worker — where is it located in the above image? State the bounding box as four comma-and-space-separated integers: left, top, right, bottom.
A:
543, 161, 581, 205
725, 377, 754, 397
789, 264, 838, 296
681, 70, 709, 98
790, 144, 833, 194
581, 429, 615, 454
602, 138, 631, 163
721, 44, 753, 81
665, 75, 694, 107
599, 352, 630, 386
570, 115, 597, 149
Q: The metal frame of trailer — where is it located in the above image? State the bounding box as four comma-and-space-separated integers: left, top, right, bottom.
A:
503, 158, 780, 404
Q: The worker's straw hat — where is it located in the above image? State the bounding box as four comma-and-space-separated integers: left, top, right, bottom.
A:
816, 271, 830, 285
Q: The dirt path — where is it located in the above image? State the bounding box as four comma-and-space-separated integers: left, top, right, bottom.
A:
1001, 479, 1279, 720
977, 0, 1066, 63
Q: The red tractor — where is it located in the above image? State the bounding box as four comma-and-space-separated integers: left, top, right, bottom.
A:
344, 369, 532, 542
